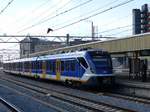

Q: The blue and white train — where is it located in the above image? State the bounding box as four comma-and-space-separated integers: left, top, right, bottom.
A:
3, 49, 114, 85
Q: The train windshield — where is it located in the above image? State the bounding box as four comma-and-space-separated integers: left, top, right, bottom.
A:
88, 51, 112, 68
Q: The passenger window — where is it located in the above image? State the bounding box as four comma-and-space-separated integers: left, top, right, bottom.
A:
40, 61, 42, 69
77, 57, 88, 68
32, 61, 36, 69
66, 61, 70, 71
52, 61, 55, 72
48, 62, 52, 71
61, 61, 64, 71
46, 60, 49, 70
26, 62, 29, 69
71, 61, 75, 71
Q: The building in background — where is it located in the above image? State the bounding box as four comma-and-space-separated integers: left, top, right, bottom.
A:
133, 4, 150, 35
20, 37, 62, 58
20, 36, 97, 58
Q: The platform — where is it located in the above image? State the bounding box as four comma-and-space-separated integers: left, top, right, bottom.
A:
115, 72, 150, 99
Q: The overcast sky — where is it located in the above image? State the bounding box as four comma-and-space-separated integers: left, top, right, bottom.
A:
0, 0, 149, 59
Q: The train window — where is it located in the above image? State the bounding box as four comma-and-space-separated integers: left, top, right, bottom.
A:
39, 61, 42, 70
50, 62, 52, 71
61, 61, 64, 71
32, 61, 35, 69
49, 61, 53, 71
12, 63, 14, 70
24, 62, 26, 70
20, 62, 22, 70
15, 63, 17, 70
92, 56, 111, 68
29, 62, 31, 69
52, 61, 55, 72
14, 63, 16, 70
35, 61, 38, 69
27, 62, 29, 69
24, 62, 28, 71
26, 61, 29, 69
24, 62, 27, 70
34, 61, 37, 69
46, 60, 50, 70
40, 61, 42, 69
17, 63, 19, 70
37, 61, 39, 69
65, 61, 70, 71
36, 61, 39, 69
71, 61, 75, 71
77, 57, 88, 69
17, 62, 19, 69
3, 64, 5, 69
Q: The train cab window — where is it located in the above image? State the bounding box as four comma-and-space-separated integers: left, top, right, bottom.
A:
77, 57, 88, 69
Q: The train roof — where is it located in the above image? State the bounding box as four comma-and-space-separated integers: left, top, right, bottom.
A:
3, 49, 107, 63
38, 49, 108, 61
37, 51, 87, 61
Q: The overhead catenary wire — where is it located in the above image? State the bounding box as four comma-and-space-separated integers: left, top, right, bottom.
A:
28, 0, 73, 25
0, 0, 14, 15
100, 14, 131, 27
6, 0, 55, 27
31, 0, 52, 13
51, 0, 120, 28
53, 14, 131, 33
18, 0, 119, 33
98, 24, 132, 34
53, 0, 135, 31
55, 0, 74, 12
24, 0, 63, 22
104, 28, 132, 37
17, 0, 94, 33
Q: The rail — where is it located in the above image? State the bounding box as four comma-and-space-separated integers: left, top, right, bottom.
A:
0, 97, 21, 112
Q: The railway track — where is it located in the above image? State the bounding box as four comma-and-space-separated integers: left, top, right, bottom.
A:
0, 97, 21, 112
0, 77, 134, 112
3, 73, 150, 106
97, 92, 150, 105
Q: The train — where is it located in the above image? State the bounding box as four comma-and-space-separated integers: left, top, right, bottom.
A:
3, 49, 114, 85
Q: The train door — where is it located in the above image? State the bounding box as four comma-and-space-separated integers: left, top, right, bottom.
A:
42, 60, 46, 78
56, 59, 61, 80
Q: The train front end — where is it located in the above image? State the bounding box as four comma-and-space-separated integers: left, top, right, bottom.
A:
82, 50, 114, 85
